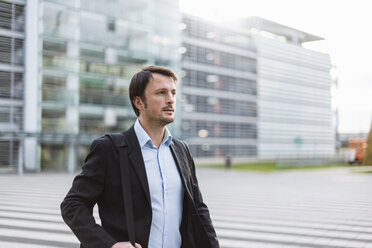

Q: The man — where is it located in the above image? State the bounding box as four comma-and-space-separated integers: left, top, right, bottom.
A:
61, 66, 219, 248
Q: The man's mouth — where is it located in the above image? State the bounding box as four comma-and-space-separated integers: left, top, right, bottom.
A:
163, 108, 174, 113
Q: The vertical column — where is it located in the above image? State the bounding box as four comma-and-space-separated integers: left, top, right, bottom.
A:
18, 140, 24, 175
65, 7, 80, 171
24, 0, 40, 171
66, 10, 80, 134
67, 143, 77, 173
10, 3, 15, 130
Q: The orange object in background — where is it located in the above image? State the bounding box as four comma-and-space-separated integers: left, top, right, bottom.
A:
347, 139, 367, 164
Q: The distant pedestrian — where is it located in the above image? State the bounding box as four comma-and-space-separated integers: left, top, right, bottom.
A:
225, 154, 232, 169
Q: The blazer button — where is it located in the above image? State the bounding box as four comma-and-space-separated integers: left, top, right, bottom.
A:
146, 220, 151, 226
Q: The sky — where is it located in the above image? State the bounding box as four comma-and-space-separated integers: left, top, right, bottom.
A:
180, 0, 372, 134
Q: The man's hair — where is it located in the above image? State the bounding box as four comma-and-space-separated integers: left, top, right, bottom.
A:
129, 65, 178, 116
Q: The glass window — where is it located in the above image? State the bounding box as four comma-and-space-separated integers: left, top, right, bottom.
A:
43, 3, 78, 39
107, 17, 116, 32
42, 108, 74, 132
188, 144, 257, 157
183, 69, 257, 95
43, 39, 67, 55
41, 143, 68, 171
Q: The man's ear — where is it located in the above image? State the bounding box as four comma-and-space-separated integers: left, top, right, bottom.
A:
133, 96, 144, 112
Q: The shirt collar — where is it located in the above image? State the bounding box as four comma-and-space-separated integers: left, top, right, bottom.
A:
163, 126, 173, 147
134, 119, 173, 148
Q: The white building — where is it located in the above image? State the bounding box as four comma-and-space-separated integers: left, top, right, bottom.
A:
0, 4, 334, 172
245, 17, 334, 159
0, 0, 25, 170
181, 15, 335, 160
180, 14, 258, 158
1, 0, 181, 172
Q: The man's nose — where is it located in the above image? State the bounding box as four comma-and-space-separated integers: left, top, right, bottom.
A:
166, 93, 175, 104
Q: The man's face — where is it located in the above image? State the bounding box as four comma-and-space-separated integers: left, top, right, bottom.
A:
135, 73, 176, 126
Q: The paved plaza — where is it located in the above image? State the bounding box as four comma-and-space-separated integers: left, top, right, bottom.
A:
0, 167, 372, 248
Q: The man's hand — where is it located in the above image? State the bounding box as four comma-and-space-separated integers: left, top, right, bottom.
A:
111, 242, 142, 248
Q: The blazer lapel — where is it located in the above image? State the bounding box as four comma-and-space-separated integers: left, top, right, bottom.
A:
170, 141, 193, 200
124, 126, 151, 206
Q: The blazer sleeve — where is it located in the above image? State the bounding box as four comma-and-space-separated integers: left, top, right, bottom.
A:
183, 142, 220, 248
60, 137, 117, 248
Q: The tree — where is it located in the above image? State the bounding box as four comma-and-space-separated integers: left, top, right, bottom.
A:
363, 124, 372, 165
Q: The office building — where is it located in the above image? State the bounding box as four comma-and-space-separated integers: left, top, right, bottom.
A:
0, 0, 25, 170
180, 14, 334, 159
0, 0, 181, 172
0, 2, 334, 172
245, 17, 334, 158
180, 14, 258, 158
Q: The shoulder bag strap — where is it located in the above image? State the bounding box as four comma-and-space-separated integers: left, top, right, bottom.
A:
106, 133, 136, 246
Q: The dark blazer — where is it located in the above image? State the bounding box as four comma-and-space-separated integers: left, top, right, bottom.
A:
60, 125, 219, 248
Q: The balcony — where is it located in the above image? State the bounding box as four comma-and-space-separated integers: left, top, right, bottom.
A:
42, 88, 77, 104
43, 55, 79, 71
42, 118, 75, 132
79, 119, 104, 134
80, 89, 129, 106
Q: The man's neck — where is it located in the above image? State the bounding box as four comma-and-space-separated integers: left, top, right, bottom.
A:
138, 117, 165, 148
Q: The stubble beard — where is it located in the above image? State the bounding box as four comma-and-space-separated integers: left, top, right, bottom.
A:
143, 100, 174, 127
157, 105, 175, 127
148, 110, 174, 127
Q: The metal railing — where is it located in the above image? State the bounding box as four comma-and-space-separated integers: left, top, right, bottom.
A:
42, 88, 76, 104
80, 90, 128, 106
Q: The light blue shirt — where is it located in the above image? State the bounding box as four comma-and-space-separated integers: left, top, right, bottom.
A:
134, 119, 184, 248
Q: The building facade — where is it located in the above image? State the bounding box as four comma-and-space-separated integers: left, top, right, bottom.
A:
180, 14, 258, 158
180, 15, 334, 160
0, 0, 25, 170
0, 0, 181, 172
0, 2, 335, 172
245, 17, 335, 159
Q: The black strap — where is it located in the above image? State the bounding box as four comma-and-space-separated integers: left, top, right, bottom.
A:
106, 133, 136, 246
